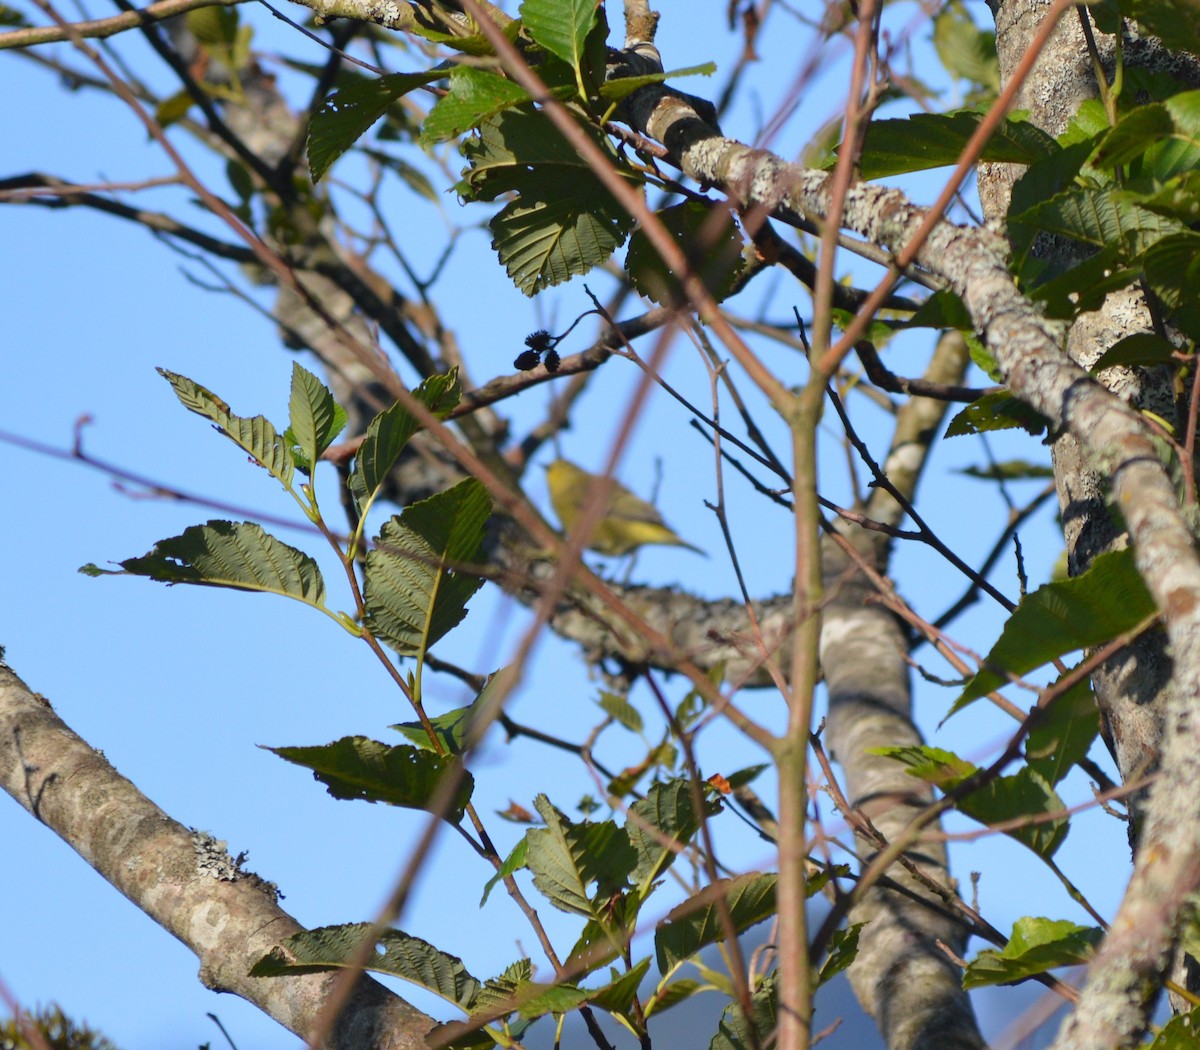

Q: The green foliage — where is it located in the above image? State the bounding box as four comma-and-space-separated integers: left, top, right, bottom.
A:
1149, 1008, 1200, 1049
625, 201, 747, 305
963, 917, 1102, 988
0, 1004, 120, 1050
459, 109, 639, 294
81, 520, 327, 609
159, 368, 295, 488
286, 362, 348, 474
349, 368, 462, 521
655, 872, 777, 975
308, 71, 444, 183
708, 972, 776, 1050
268, 736, 474, 823
849, 111, 1056, 180
251, 925, 482, 1008
957, 547, 1157, 707
362, 478, 491, 656
946, 391, 1048, 437
873, 746, 1069, 857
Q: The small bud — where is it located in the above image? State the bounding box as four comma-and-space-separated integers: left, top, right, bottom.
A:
543, 348, 561, 373
514, 349, 541, 371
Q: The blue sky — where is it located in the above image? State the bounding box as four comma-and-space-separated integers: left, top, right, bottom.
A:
0, 2, 1129, 1047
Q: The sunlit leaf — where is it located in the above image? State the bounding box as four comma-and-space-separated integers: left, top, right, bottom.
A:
655, 872, 777, 975
286, 362, 347, 473
964, 917, 1101, 988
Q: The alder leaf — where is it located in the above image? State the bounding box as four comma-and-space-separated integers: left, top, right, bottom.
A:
963, 917, 1102, 988
268, 736, 473, 823
82, 520, 326, 609
251, 924, 481, 1009
159, 368, 294, 488
362, 477, 491, 657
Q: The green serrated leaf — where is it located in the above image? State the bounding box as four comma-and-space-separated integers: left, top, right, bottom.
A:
875, 746, 1069, 857
959, 460, 1055, 481
655, 873, 777, 975
1142, 233, 1200, 340
1122, 0, 1200, 62
88, 520, 326, 607
250, 924, 480, 1008
628, 779, 718, 892
309, 71, 443, 182
1090, 333, 1182, 372
963, 917, 1102, 989
958, 547, 1156, 706
524, 796, 636, 918
851, 111, 1057, 180
1013, 186, 1187, 261
597, 690, 643, 734
520, 0, 597, 72
287, 362, 347, 474
816, 923, 864, 988
708, 972, 776, 1050
489, 180, 632, 295
155, 89, 195, 128
392, 704, 477, 754
159, 368, 294, 488
362, 477, 490, 657
422, 67, 531, 145
350, 369, 461, 518
945, 391, 1048, 437
268, 736, 473, 823
625, 202, 746, 305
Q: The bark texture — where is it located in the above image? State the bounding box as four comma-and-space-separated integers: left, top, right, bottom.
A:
0, 664, 434, 1050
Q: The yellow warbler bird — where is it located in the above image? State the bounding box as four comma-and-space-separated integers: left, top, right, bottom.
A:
545, 459, 705, 557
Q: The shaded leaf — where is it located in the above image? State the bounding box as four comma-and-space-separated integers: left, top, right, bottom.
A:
626, 202, 746, 305
655, 873, 777, 975
520, 0, 597, 71
250, 924, 480, 1008
309, 71, 443, 182
525, 796, 637, 917
963, 917, 1102, 989
816, 923, 864, 987
590, 958, 652, 1017
350, 369, 461, 518
1149, 1008, 1200, 1049
946, 392, 1049, 437
1025, 681, 1099, 786
708, 972, 776, 1050
958, 548, 1156, 705
268, 736, 473, 823
392, 704, 477, 754
875, 746, 1069, 858
363, 478, 491, 657
159, 368, 294, 487
852, 111, 1057, 180
598, 690, 643, 734
644, 978, 707, 1018
480, 839, 528, 907
600, 62, 717, 102
83, 520, 325, 607
628, 778, 719, 892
